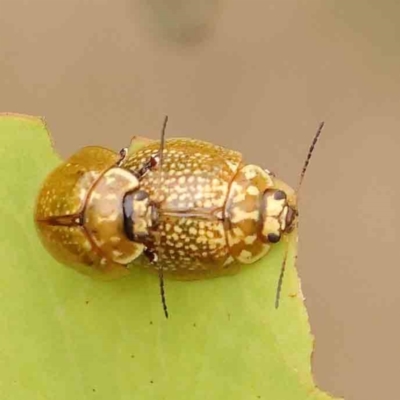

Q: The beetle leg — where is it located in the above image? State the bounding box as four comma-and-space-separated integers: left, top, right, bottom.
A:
116, 147, 129, 166
264, 168, 276, 177
143, 247, 159, 264
134, 155, 160, 179
132, 115, 168, 180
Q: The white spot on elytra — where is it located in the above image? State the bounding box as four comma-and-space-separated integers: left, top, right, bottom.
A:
244, 167, 256, 180
244, 235, 257, 245
226, 160, 237, 172
239, 250, 253, 260
231, 209, 259, 224
246, 186, 259, 196
223, 256, 235, 266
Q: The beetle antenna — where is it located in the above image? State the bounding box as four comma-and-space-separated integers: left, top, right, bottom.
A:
275, 238, 290, 309
275, 121, 325, 309
158, 266, 169, 318
296, 121, 325, 197
158, 115, 168, 170
157, 115, 169, 319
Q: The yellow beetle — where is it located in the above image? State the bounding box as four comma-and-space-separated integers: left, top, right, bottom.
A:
34, 117, 323, 317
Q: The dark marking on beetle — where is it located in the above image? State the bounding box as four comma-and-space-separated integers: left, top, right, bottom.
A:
150, 206, 160, 229
149, 155, 159, 168
159, 208, 223, 220
133, 190, 148, 202
116, 147, 128, 166
122, 192, 135, 241
274, 190, 286, 201
36, 213, 83, 226
144, 248, 158, 264
285, 207, 296, 233
134, 156, 160, 180
268, 233, 281, 243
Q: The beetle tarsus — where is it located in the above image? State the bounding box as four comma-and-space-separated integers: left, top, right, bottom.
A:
116, 147, 128, 166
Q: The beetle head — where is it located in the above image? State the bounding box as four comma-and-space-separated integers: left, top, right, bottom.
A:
260, 188, 298, 244
123, 189, 158, 244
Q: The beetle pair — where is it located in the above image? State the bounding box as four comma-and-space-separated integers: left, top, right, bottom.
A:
34, 118, 324, 317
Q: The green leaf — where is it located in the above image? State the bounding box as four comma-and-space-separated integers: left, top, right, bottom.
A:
0, 113, 342, 400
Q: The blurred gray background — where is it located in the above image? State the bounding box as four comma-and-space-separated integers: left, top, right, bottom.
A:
1, 1, 399, 399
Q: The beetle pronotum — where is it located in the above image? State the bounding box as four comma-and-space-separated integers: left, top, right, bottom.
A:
34, 118, 324, 318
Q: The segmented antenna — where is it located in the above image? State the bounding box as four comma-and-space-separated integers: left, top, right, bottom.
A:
296, 121, 325, 194
274, 238, 290, 308
275, 121, 325, 309
157, 115, 169, 319
158, 266, 168, 318
158, 115, 168, 171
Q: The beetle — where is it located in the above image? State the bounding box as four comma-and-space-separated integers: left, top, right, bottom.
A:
34, 117, 324, 317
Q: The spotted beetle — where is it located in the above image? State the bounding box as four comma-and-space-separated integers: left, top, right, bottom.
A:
34, 117, 323, 317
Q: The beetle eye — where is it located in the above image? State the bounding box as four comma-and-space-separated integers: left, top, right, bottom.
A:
123, 192, 135, 241
267, 233, 281, 243
273, 190, 287, 201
